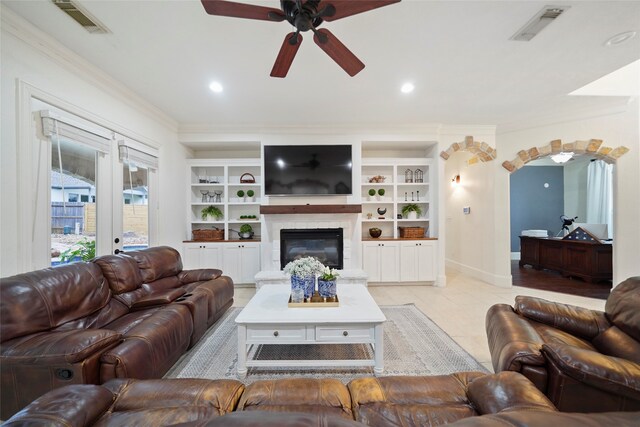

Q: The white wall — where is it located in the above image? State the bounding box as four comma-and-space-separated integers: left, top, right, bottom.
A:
0, 9, 186, 276
497, 100, 640, 286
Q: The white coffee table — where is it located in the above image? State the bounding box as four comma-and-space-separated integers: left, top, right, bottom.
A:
235, 284, 385, 378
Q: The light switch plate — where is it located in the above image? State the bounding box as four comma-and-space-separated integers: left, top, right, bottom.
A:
463, 206, 471, 215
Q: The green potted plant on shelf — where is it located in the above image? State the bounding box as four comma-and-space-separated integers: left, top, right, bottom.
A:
201, 205, 223, 221
368, 188, 376, 201
247, 189, 255, 202
236, 190, 245, 202
377, 188, 385, 201
402, 203, 422, 220
238, 223, 254, 240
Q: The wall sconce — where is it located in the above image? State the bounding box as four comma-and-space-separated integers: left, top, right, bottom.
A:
451, 174, 461, 186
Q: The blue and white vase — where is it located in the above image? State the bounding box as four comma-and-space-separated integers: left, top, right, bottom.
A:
291, 275, 315, 300
317, 279, 337, 299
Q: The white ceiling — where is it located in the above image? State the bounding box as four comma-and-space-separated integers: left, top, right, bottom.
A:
4, 1, 640, 131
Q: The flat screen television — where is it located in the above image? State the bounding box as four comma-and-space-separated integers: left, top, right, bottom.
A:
264, 145, 352, 196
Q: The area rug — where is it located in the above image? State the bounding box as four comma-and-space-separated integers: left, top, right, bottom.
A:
166, 304, 488, 383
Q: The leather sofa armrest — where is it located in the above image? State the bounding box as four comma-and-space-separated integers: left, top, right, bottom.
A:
514, 296, 609, 340
3, 384, 114, 426
130, 288, 186, 310
466, 371, 557, 415
486, 304, 546, 373
542, 342, 640, 400
178, 269, 223, 284
1, 329, 122, 364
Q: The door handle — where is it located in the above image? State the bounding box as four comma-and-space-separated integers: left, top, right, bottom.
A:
114, 249, 123, 254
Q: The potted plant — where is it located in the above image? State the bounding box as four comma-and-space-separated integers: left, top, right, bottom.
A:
377, 188, 385, 200
402, 203, 422, 220
368, 188, 376, 201
201, 205, 223, 221
238, 223, 254, 239
247, 189, 255, 202
236, 190, 245, 202
318, 266, 339, 299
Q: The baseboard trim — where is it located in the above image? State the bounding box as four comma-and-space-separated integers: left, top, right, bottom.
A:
446, 258, 512, 288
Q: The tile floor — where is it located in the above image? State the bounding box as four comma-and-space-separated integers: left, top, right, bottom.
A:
233, 268, 607, 373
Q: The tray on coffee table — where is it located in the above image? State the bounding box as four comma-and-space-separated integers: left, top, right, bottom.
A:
288, 292, 339, 307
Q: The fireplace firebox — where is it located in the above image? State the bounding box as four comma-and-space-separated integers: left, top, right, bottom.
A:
280, 228, 344, 270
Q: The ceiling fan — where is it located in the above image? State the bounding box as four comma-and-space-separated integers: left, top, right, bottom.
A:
201, 0, 401, 77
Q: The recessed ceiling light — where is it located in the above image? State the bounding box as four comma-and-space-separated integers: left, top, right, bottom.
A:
605, 31, 637, 47
209, 81, 223, 93
401, 83, 415, 93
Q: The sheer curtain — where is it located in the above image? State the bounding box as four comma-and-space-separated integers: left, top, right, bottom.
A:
586, 160, 613, 238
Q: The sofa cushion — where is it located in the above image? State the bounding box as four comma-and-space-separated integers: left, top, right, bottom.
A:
592, 326, 640, 364
177, 411, 367, 427
605, 277, 640, 342
348, 372, 485, 426
238, 378, 353, 419
128, 246, 183, 283
93, 254, 143, 294
1, 263, 111, 342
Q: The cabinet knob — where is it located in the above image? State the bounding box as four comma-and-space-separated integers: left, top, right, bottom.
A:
273, 331, 279, 337
343, 331, 348, 336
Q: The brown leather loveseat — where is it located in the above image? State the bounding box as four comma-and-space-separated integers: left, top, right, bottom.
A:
0, 246, 233, 419
486, 276, 640, 412
5, 373, 640, 426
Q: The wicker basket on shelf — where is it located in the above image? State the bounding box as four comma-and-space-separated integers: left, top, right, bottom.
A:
399, 227, 425, 238
192, 228, 224, 241
240, 173, 255, 183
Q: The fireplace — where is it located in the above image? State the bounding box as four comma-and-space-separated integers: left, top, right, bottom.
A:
280, 228, 344, 270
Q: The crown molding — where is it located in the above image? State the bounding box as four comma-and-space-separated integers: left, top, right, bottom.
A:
1, 5, 178, 134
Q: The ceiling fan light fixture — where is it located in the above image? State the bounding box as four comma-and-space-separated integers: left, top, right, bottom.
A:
209, 81, 224, 93
550, 152, 574, 164
401, 83, 415, 93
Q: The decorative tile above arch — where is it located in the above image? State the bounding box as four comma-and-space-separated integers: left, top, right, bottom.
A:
501, 139, 630, 173
440, 136, 497, 165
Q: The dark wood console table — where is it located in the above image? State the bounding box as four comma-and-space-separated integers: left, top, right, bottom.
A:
519, 236, 612, 283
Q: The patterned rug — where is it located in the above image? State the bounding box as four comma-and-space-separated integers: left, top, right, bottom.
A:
166, 304, 488, 383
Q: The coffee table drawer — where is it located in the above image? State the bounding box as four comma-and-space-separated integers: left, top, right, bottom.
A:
316, 326, 373, 342
247, 325, 305, 342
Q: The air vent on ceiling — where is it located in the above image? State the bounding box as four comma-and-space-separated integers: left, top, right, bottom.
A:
510, 5, 569, 41
51, 0, 110, 34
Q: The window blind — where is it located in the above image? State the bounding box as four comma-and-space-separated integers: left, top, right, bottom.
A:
40, 110, 112, 153
117, 138, 159, 170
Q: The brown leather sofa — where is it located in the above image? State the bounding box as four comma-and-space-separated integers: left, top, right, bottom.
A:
0, 246, 233, 419
5, 373, 640, 426
486, 276, 640, 413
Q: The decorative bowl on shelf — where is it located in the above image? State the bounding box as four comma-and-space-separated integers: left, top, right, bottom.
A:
369, 228, 382, 238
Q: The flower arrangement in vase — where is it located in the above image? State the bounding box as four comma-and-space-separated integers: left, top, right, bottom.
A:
318, 266, 339, 299
283, 256, 324, 300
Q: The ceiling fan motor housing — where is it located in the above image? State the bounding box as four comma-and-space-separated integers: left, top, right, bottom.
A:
282, 0, 325, 32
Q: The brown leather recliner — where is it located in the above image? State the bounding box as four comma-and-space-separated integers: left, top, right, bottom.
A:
0, 246, 234, 419
486, 276, 640, 412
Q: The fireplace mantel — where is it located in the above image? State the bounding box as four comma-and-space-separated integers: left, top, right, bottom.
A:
260, 204, 362, 215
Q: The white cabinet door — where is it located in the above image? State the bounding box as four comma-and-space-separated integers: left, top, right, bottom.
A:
362, 242, 381, 282
239, 243, 261, 283
400, 240, 436, 282
183, 243, 222, 270
222, 242, 261, 284
362, 241, 399, 283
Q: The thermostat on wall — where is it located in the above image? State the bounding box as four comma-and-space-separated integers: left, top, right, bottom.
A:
463, 206, 471, 215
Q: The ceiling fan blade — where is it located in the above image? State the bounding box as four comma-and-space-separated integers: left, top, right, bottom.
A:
271, 32, 303, 78
313, 28, 364, 77
318, 0, 400, 22
201, 0, 285, 21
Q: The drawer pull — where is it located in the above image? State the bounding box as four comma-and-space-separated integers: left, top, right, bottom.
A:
273, 331, 279, 337
343, 331, 349, 336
